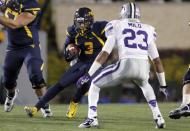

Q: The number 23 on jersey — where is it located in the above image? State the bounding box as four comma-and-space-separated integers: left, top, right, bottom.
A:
122, 29, 148, 50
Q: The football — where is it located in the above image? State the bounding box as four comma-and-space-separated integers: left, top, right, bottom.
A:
66, 43, 81, 56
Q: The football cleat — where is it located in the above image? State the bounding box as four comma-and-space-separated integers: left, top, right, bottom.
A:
154, 115, 165, 129
4, 89, 19, 112
169, 104, 190, 119
66, 101, 78, 118
24, 106, 38, 117
41, 104, 53, 118
78, 117, 99, 128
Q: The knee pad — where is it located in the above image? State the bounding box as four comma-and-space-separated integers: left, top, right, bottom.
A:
32, 79, 46, 89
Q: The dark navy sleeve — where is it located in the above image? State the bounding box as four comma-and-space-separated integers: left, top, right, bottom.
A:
22, 0, 41, 15
63, 26, 76, 62
64, 26, 75, 49
99, 21, 108, 42
100, 21, 108, 35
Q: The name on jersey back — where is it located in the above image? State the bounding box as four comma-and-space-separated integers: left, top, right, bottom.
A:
128, 23, 142, 28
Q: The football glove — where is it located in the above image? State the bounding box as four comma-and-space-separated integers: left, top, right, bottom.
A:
64, 49, 78, 62
64, 44, 80, 62
159, 85, 169, 100
76, 73, 91, 89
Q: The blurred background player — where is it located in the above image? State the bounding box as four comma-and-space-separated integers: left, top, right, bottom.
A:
0, 0, 52, 117
169, 22, 190, 119
24, 7, 107, 118
169, 65, 190, 119
78, 2, 168, 129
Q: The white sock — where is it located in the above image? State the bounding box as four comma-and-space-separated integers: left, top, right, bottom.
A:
88, 83, 100, 119
140, 82, 162, 119
181, 94, 190, 107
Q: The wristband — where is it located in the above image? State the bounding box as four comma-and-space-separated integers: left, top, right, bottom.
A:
88, 61, 101, 76
156, 72, 166, 86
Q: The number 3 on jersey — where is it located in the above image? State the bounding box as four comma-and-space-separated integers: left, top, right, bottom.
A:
122, 29, 148, 50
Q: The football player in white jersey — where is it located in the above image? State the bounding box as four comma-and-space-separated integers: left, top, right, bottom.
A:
77, 2, 168, 129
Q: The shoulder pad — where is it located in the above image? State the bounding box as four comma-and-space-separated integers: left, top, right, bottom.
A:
144, 24, 156, 32
144, 24, 157, 41
105, 20, 119, 31
148, 25, 156, 37
104, 20, 119, 37
94, 21, 108, 27
92, 21, 108, 35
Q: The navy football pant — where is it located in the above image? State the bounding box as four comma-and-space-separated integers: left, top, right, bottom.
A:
35, 61, 91, 109
3, 45, 45, 89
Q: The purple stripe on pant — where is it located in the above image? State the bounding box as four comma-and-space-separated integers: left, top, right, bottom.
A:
93, 61, 121, 84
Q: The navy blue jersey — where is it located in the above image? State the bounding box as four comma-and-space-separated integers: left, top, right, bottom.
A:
5, 0, 41, 49
64, 21, 108, 63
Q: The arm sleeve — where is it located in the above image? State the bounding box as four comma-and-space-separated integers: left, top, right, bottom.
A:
64, 27, 75, 49
148, 27, 159, 60
88, 21, 117, 76
63, 28, 75, 62
88, 36, 115, 76
102, 20, 117, 54
22, 0, 41, 15
148, 41, 159, 60
149, 26, 157, 43
100, 21, 108, 41
104, 20, 117, 37
102, 35, 116, 54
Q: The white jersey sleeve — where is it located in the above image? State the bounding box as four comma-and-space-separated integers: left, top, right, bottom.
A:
148, 41, 159, 60
105, 20, 118, 37
149, 26, 157, 44
102, 20, 118, 54
102, 35, 116, 54
147, 26, 159, 60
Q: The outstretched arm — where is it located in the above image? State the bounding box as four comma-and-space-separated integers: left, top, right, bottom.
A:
148, 41, 168, 98
0, 12, 36, 29
148, 41, 166, 86
76, 35, 116, 88
88, 35, 116, 76
148, 42, 168, 99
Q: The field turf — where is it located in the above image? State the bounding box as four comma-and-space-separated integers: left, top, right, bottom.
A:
0, 103, 190, 131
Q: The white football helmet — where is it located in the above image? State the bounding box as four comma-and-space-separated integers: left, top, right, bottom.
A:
120, 2, 140, 20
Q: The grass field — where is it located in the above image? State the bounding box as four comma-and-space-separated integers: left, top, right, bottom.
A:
0, 103, 190, 131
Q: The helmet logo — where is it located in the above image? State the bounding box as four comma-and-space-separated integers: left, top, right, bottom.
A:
88, 11, 94, 17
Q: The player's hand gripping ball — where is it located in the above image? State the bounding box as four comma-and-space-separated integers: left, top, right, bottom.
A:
66, 43, 80, 56
65, 43, 81, 61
